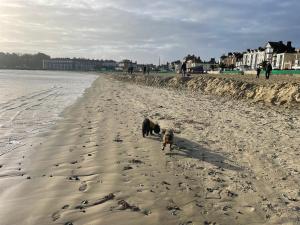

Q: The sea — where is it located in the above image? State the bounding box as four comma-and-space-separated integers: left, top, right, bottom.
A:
0, 70, 98, 156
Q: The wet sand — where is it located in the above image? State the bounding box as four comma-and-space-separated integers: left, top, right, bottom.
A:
0, 74, 299, 225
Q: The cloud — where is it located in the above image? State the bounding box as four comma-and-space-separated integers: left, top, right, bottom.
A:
0, 0, 299, 63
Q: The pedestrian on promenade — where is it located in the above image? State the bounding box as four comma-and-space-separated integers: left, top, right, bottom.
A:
256, 67, 261, 78
265, 63, 272, 79
143, 66, 147, 74
147, 66, 150, 75
181, 61, 187, 77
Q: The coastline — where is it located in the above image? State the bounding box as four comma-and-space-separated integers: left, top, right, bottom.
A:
0, 74, 299, 225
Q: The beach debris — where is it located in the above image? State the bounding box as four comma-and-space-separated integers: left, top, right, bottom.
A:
62, 205, 69, 209
93, 193, 115, 206
68, 175, 80, 181
222, 205, 232, 211
227, 190, 238, 198
293, 206, 300, 212
117, 200, 140, 211
166, 200, 180, 215
26, 176, 31, 179
70, 160, 78, 164
75, 193, 115, 210
179, 221, 193, 225
204, 221, 217, 225
282, 193, 298, 202
129, 159, 143, 164
113, 137, 123, 142
113, 133, 123, 142
123, 165, 133, 171
195, 203, 203, 208
161, 180, 171, 185
142, 208, 152, 215
81, 200, 89, 205
64, 222, 73, 225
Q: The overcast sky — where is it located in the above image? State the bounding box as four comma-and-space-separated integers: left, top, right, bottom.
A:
0, 0, 300, 64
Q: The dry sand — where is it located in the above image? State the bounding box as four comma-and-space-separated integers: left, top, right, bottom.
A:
0, 74, 299, 225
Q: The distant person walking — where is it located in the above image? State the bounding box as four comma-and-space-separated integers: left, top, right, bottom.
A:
129, 66, 133, 74
256, 67, 261, 78
265, 63, 272, 79
147, 66, 150, 75
143, 66, 147, 74
181, 62, 187, 77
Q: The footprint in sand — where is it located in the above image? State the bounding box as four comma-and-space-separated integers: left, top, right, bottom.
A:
51, 211, 61, 221
79, 182, 88, 192
51, 205, 72, 223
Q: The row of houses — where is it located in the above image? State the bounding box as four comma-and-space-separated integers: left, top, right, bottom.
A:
171, 55, 218, 73
220, 41, 300, 70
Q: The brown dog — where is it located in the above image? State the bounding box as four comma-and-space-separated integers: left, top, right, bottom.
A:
161, 128, 174, 151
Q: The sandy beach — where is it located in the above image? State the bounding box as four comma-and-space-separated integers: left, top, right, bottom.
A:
0, 74, 299, 225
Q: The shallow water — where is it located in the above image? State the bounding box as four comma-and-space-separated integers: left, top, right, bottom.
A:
0, 70, 98, 156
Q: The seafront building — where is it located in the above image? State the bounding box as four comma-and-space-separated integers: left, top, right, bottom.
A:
117, 59, 137, 72
242, 48, 265, 70
220, 53, 243, 69
43, 58, 117, 71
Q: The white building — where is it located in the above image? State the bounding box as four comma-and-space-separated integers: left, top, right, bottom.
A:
242, 49, 265, 70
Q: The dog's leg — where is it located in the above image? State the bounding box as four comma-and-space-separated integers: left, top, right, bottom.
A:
162, 143, 166, 151
169, 143, 172, 151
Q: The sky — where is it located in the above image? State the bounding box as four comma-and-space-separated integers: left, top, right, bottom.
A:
0, 0, 300, 64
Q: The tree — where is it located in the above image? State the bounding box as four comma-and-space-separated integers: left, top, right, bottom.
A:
219, 62, 226, 71
0, 52, 51, 69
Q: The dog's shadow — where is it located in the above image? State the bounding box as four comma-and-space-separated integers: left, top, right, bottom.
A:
165, 136, 242, 171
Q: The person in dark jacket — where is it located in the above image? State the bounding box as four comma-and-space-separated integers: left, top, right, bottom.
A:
256, 67, 261, 78
265, 63, 272, 79
181, 62, 187, 77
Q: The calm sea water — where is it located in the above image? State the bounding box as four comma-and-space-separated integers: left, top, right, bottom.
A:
0, 70, 98, 156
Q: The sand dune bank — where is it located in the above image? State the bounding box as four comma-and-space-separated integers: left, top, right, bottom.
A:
114, 74, 300, 106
